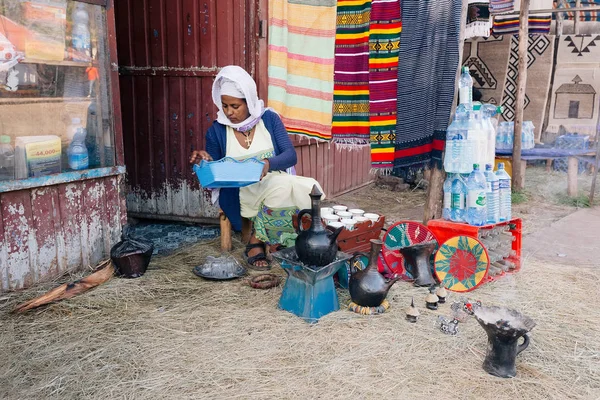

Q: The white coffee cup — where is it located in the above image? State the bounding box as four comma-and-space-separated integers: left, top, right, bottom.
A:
336, 211, 352, 219
327, 221, 344, 230
322, 214, 339, 224
348, 208, 365, 217
353, 215, 369, 223
332, 205, 348, 213
320, 207, 333, 217
364, 213, 380, 222
340, 218, 357, 231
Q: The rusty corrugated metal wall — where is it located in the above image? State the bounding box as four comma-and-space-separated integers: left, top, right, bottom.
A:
0, 176, 126, 291
116, 0, 373, 222
115, 0, 261, 222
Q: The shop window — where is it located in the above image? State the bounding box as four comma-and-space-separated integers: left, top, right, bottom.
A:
0, 0, 115, 183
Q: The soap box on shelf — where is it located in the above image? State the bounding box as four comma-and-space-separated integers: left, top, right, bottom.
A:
15, 135, 62, 179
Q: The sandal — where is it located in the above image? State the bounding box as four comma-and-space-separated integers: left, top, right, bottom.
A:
244, 242, 271, 271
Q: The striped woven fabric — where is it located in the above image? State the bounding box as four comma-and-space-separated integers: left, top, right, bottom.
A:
492, 14, 552, 34
267, 0, 337, 141
369, 0, 401, 171
553, 0, 600, 21
393, 0, 462, 179
331, 0, 372, 147
490, 0, 515, 14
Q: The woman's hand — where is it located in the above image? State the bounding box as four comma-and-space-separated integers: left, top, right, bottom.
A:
189, 150, 213, 165
260, 159, 270, 180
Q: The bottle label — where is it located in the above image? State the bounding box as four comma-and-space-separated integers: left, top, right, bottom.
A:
498, 179, 511, 189
468, 190, 486, 208
444, 192, 451, 208
492, 181, 499, 191
451, 193, 464, 209
486, 182, 492, 193
69, 154, 89, 170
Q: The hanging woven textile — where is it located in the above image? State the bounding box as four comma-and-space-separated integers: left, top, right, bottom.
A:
492, 0, 553, 34
553, 0, 599, 21
491, 0, 516, 14
393, 0, 462, 181
331, 0, 372, 147
465, 0, 492, 39
369, 0, 401, 172
267, 0, 337, 141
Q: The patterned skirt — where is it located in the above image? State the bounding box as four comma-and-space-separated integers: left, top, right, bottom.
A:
240, 171, 323, 247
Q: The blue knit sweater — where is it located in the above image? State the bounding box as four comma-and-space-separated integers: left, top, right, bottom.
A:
205, 110, 297, 231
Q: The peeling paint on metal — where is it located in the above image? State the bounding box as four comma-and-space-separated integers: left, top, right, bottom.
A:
126, 179, 219, 220
0, 176, 125, 293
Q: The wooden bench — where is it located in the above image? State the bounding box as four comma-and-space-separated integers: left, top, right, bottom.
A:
496, 148, 597, 197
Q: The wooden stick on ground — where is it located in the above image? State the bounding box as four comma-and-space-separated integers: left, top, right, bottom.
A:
12, 260, 115, 313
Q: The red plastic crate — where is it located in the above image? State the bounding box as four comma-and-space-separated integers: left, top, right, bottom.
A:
426, 218, 522, 282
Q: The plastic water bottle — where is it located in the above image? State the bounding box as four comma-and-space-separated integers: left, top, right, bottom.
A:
467, 109, 487, 169
482, 105, 497, 167
466, 164, 487, 226
523, 121, 535, 149
459, 66, 473, 110
0, 135, 15, 181
67, 128, 89, 170
450, 174, 468, 222
455, 107, 472, 173
444, 118, 460, 173
445, 110, 472, 174
72, 4, 91, 61
443, 174, 452, 220
496, 163, 512, 222
484, 164, 499, 224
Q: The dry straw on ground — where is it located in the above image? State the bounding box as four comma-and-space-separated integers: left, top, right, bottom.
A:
1, 236, 599, 400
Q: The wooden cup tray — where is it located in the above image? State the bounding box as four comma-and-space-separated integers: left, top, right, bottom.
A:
293, 214, 386, 254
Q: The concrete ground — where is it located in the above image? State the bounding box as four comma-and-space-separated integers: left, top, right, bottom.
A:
522, 206, 600, 267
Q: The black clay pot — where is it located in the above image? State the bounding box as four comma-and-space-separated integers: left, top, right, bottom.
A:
349, 239, 400, 307
294, 185, 343, 267
473, 306, 536, 378
398, 241, 437, 287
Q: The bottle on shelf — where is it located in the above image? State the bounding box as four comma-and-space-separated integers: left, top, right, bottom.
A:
484, 164, 500, 224
450, 174, 468, 222
466, 164, 487, 226
71, 3, 91, 62
67, 125, 89, 171
0, 135, 15, 181
458, 66, 473, 111
496, 162, 512, 222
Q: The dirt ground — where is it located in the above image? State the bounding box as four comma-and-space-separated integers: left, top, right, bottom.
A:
1, 165, 599, 400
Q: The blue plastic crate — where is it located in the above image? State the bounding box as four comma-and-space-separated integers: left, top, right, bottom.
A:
193, 157, 265, 188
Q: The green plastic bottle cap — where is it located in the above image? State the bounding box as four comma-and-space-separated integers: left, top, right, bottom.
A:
0, 135, 10, 144
473, 163, 479, 169
462, 66, 469, 73
473, 103, 482, 111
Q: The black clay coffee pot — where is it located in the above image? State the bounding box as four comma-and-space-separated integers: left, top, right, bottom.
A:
349, 239, 400, 307
294, 185, 343, 267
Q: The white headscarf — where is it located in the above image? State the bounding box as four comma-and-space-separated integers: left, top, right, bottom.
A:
212, 65, 265, 131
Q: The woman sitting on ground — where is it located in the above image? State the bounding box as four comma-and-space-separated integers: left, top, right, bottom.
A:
190, 65, 323, 270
